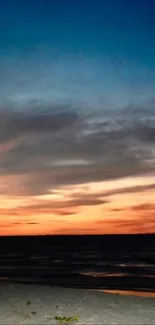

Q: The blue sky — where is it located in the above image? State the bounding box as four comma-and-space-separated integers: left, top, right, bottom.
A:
0, 0, 155, 109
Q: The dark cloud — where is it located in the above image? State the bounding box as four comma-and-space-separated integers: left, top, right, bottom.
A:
0, 195, 108, 218
0, 101, 155, 196
0, 103, 80, 143
136, 125, 155, 143
25, 222, 40, 225
70, 183, 155, 200
1, 164, 153, 197
11, 221, 40, 225
110, 208, 125, 212
16, 197, 108, 214
49, 210, 78, 216
0, 221, 40, 229
110, 202, 155, 213
129, 203, 155, 211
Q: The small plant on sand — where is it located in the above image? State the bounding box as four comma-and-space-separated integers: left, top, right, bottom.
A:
31, 311, 36, 315
25, 299, 31, 305
54, 316, 79, 323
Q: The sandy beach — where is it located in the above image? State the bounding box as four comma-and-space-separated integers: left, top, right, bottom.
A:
0, 281, 155, 324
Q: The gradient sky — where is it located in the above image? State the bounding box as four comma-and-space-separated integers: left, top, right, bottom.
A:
0, 0, 155, 235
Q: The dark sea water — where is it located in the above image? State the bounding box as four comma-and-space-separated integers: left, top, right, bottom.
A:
0, 234, 155, 292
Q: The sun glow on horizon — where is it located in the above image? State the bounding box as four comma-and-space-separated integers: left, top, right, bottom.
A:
1, 174, 155, 235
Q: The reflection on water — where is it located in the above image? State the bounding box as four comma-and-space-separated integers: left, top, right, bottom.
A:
100, 289, 155, 298
81, 272, 126, 277
81, 271, 155, 278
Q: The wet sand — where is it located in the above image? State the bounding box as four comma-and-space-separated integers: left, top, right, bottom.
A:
0, 281, 155, 324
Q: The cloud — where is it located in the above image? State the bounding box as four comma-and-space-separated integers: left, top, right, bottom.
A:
1, 182, 155, 220
93, 212, 155, 234
0, 196, 108, 219
25, 222, 40, 225
48, 210, 78, 216
0, 101, 155, 196
19, 196, 108, 210
110, 208, 125, 212
0, 103, 80, 143
129, 203, 155, 211
70, 183, 155, 199
0, 221, 40, 230
47, 217, 155, 235
109, 202, 155, 213
11, 221, 40, 225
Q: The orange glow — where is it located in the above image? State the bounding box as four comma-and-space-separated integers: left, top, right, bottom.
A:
0, 174, 155, 235
98, 290, 155, 298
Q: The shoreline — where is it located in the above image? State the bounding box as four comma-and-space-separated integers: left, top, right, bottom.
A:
1, 275, 155, 292
0, 281, 155, 324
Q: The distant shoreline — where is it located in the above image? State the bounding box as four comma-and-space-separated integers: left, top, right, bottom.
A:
1, 233, 155, 237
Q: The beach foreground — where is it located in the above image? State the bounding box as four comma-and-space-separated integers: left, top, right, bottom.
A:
0, 282, 155, 324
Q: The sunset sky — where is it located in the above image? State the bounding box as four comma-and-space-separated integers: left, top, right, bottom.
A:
0, 0, 155, 235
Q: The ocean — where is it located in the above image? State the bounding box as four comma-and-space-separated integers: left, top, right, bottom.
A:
0, 234, 155, 292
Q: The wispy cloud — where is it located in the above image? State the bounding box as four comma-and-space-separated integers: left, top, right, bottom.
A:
129, 203, 155, 211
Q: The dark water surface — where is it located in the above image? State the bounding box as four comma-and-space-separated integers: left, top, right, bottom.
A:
0, 234, 155, 292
